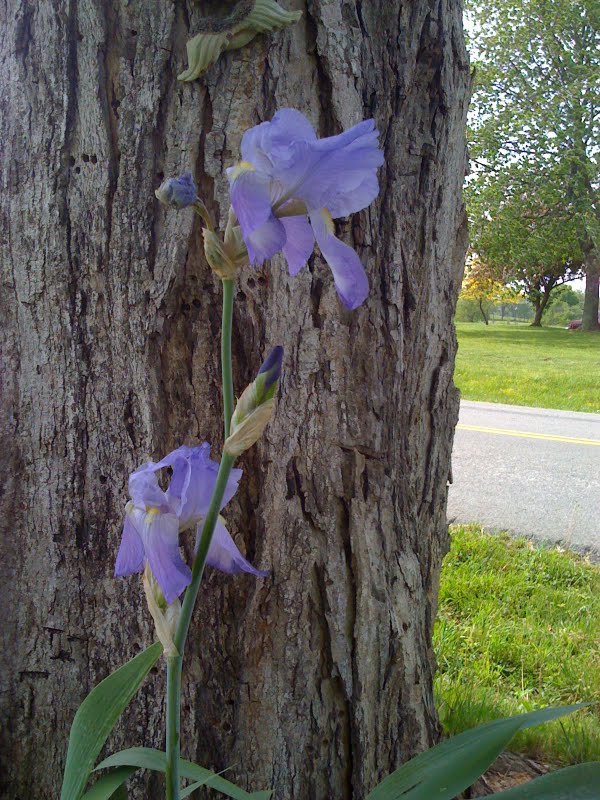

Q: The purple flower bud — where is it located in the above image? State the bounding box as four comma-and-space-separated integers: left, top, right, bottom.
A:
258, 345, 283, 391
155, 171, 197, 209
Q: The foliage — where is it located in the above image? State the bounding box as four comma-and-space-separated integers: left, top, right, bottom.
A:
456, 296, 491, 323
434, 525, 600, 764
366, 705, 596, 799
454, 321, 600, 412
467, 0, 599, 325
460, 258, 521, 323
60, 643, 162, 800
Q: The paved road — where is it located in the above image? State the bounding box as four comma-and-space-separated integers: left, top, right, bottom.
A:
447, 401, 600, 555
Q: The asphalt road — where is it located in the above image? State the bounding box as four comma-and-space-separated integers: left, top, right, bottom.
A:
447, 400, 600, 555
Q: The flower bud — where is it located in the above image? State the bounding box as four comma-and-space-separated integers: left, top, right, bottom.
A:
224, 346, 283, 457
155, 172, 198, 209
142, 564, 181, 656
203, 229, 238, 280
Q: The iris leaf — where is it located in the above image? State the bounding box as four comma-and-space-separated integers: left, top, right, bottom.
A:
80, 767, 137, 799
96, 747, 270, 799
367, 704, 586, 800
488, 762, 600, 798
60, 642, 162, 800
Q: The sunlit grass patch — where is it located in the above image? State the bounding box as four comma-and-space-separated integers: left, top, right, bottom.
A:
454, 323, 600, 412
434, 525, 600, 764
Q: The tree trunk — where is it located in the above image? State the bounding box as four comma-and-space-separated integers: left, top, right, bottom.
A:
479, 299, 489, 325
531, 291, 551, 327
0, 2, 470, 798
582, 257, 600, 331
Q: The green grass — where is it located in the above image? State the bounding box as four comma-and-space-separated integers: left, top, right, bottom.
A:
434, 525, 600, 765
454, 322, 600, 412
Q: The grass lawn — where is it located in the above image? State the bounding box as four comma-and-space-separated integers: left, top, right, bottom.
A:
454, 322, 600, 412
434, 525, 600, 765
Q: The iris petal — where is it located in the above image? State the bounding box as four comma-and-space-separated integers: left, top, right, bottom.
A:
286, 121, 383, 214
114, 510, 145, 576
310, 209, 369, 310
241, 109, 317, 174
128, 470, 170, 513
281, 215, 315, 275
178, 445, 242, 528
134, 508, 191, 604
228, 167, 287, 264
205, 518, 269, 578
247, 216, 287, 265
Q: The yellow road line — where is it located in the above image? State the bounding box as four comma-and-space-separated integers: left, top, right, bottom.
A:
457, 423, 600, 447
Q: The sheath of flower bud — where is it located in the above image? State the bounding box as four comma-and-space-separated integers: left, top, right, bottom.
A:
224, 347, 283, 457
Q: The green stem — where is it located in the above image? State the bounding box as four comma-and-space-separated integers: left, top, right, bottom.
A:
165, 655, 182, 800
165, 278, 236, 799
221, 279, 235, 440
174, 452, 236, 653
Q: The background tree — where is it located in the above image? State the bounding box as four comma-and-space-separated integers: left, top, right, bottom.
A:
469, 175, 586, 325
460, 256, 520, 323
467, 0, 599, 330
0, 2, 470, 798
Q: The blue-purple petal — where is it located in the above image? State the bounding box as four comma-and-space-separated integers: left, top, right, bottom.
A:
241, 109, 317, 175
134, 508, 191, 604
128, 469, 170, 513
288, 121, 384, 214
258, 346, 283, 390
310, 209, 369, 310
114, 511, 145, 576
228, 167, 287, 264
177, 445, 242, 527
281, 215, 315, 275
325, 172, 381, 219
246, 216, 287, 265
205, 519, 269, 578
228, 168, 273, 232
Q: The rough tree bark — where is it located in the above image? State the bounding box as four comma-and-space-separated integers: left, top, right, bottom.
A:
582, 258, 600, 331
0, 2, 470, 798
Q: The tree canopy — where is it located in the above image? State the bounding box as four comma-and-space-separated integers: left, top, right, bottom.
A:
467, 0, 599, 328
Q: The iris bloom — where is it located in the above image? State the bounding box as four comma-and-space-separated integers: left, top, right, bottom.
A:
115, 444, 267, 604
227, 109, 383, 309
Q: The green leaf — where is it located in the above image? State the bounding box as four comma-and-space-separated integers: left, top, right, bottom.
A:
96, 747, 268, 800
81, 767, 137, 800
367, 704, 585, 800
180, 781, 205, 798
60, 642, 163, 800
488, 762, 600, 798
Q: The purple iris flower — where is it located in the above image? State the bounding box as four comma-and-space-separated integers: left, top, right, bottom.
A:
226, 109, 383, 309
115, 443, 267, 604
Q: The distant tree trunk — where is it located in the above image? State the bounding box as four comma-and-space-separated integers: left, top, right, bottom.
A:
0, 2, 470, 798
531, 283, 554, 327
479, 299, 489, 324
582, 257, 600, 331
